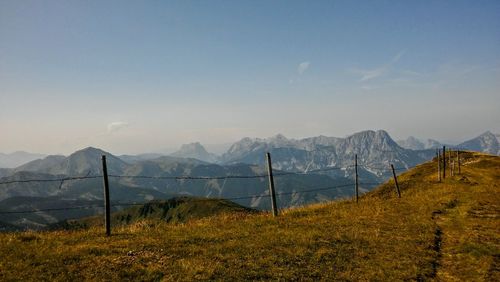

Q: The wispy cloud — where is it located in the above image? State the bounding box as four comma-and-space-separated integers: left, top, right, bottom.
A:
297, 61, 310, 75
352, 66, 388, 81
350, 51, 405, 82
107, 121, 129, 133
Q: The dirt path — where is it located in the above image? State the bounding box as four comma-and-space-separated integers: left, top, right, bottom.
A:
434, 166, 500, 281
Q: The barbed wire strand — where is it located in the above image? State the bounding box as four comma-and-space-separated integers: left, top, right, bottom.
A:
0, 182, 357, 215
0, 175, 102, 186
0, 165, 356, 185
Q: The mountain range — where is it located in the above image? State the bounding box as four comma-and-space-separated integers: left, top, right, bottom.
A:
396, 131, 500, 155
220, 130, 431, 172
1, 129, 499, 230
396, 136, 444, 150
0, 147, 346, 229
457, 131, 499, 155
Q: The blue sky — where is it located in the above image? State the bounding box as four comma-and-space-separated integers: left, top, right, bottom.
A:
1, 0, 499, 154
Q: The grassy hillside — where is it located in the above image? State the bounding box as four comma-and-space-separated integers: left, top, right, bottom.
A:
68, 197, 256, 228
0, 151, 498, 280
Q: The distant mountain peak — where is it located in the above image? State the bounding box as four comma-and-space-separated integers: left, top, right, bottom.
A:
171, 142, 217, 163
270, 133, 288, 140
266, 134, 296, 147
406, 136, 421, 142
351, 129, 375, 136
397, 136, 425, 150
459, 131, 499, 155
74, 147, 108, 155
348, 130, 392, 142
178, 142, 205, 151
13, 147, 126, 176
174, 143, 209, 155
479, 131, 494, 137
397, 136, 444, 150
375, 129, 390, 136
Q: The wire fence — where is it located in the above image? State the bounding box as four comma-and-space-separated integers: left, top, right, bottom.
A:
0, 163, 412, 186
0, 160, 416, 216
0, 183, 365, 215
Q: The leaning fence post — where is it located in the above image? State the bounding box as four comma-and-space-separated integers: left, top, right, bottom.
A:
437, 149, 441, 182
265, 152, 278, 217
390, 164, 401, 198
101, 155, 111, 236
354, 154, 359, 203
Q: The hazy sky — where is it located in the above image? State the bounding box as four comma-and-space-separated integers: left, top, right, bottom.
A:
1, 0, 499, 155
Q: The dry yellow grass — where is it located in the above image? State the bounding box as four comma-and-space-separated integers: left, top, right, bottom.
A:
0, 151, 498, 281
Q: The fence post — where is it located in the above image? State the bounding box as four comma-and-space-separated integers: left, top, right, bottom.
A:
101, 155, 111, 236
442, 146, 446, 179
437, 149, 441, 182
457, 150, 460, 175
265, 152, 278, 217
354, 154, 359, 203
391, 164, 401, 198
448, 149, 452, 176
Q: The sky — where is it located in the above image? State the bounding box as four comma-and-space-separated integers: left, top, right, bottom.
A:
1, 0, 499, 155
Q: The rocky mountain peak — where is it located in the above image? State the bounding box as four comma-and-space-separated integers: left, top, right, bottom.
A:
397, 136, 425, 150
346, 130, 396, 147
479, 131, 495, 138
178, 142, 206, 152
71, 147, 108, 157
459, 131, 499, 155
171, 142, 217, 163
397, 136, 444, 150
268, 133, 288, 141
266, 134, 296, 147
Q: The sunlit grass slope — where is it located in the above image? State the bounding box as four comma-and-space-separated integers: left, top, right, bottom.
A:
0, 152, 498, 281
63, 197, 256, 229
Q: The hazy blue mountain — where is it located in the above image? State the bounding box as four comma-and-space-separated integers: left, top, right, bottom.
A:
0, 147, 354, 229
397, 136, 425, 150
0, 169, 173, 203
0, 171, 65, 201
0, 168, 12, 178
0, 196, 105, 230
0, 151, 46, 168
295, 135, 343, 150
458, 131, 500, 155
220, 130, 434, 182
170, 142, 218, 163
14, 155, 66, 174
426, 139, 445, 149
397, 136, 444, 150
118, 153, 165, 164
119, 158, 350, 210
13, 147, 127, 176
